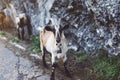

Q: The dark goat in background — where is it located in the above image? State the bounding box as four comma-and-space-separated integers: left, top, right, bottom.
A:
17, 13, 32, 40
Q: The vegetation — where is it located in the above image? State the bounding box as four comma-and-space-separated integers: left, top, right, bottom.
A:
0, 31, 6, 36
11, 36, 19, 43
76, 51, 91, 62
29, 35, 41, 52
76, 49, 120, 80
0, 31, 19, 42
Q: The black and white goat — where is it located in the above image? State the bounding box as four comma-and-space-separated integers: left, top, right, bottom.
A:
40, 19, 70, 80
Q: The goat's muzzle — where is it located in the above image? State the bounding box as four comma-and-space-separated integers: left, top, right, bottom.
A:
57, 48, 62, 53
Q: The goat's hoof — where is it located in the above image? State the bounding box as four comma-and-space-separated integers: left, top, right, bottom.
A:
50, 76, 55, 80
54, 63, 59, 68
65, 70, 72, 78
50, 73, 55, 80
44, 65, 48, 68
43, 63, 48, 68
21, 38, 24, 40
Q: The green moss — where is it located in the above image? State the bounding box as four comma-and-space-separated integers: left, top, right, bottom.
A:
92, 49, 120, 80
29, 35, 41, 52
93, 59, 117, 80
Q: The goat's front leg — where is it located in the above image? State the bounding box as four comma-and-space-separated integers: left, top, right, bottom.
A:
40, 38, 47, 67
63, 55, 71, 77
40, 41, 47, 67
42, 47, 47, 67
50, 54, 56, 80
21, 28, 24, 40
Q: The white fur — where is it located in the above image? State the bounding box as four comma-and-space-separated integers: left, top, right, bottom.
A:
16, 13, 27, 29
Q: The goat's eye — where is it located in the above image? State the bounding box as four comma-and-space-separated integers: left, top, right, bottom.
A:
56, 43, 58, 45
60, 44, 62, 46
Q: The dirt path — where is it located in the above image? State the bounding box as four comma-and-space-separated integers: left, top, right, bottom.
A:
0, 37, 51, 80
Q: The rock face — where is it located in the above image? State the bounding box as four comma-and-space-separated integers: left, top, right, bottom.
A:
2, 0, 120, 55
50, 0, 120, 55
12, 0, 54, 34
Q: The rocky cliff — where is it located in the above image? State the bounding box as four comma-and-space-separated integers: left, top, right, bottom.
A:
1, 0, 120, 55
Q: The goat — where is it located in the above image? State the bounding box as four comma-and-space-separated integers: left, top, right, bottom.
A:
40, 19, 70, 80
3, 14, 10, 28
17, 13, 32, 40
17, 13, 25, 40
0, 12, 5, 30
0, 11, 10, 30
2, 2, 17, 28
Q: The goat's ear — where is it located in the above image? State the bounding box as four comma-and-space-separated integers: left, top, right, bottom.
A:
20, 17, 24, 22
60, 24, 69, 31
47, 19, 52, 25
44, 26, 54, 31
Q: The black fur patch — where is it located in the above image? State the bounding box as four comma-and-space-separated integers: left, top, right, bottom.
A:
44, 26, 55, 35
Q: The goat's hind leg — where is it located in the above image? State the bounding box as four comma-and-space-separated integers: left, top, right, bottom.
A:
0, 22, 4, 31
17, 28, 21, 39
63, 55, 71, 77
21, 28, 24, 40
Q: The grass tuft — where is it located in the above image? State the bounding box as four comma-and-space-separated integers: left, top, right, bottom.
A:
29, 35, 41, 52
76, 49, 120, 80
